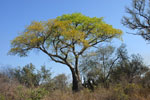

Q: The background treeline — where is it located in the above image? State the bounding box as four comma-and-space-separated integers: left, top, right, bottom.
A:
1, 44, 150, 100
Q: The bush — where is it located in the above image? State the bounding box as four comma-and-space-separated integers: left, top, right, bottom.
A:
0, 93, 5, 100
113, 84, 129, 100
16, 86, 48, 100
110, 83, 142, 100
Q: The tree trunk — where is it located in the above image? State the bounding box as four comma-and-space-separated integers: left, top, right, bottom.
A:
71, 69, 83, 92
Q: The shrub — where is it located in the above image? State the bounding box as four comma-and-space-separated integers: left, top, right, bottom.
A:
0, 93, 5, 100
16, 86, 48, 100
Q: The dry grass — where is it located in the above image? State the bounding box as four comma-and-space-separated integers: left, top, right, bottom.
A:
1, 75, 150, 100
42, 87, 150, 100
0, 75, 20, 100
43, 88, 111, 100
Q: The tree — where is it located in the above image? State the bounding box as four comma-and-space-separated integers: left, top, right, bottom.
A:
122, 0, 150, 42
52, 74, 68, 91
40, 65, 52, 83
111, 45, 148, 84
14, 63, 40, 87
14, 63, 52, 87
9, 13, 122, 92
80, 45, 119, 89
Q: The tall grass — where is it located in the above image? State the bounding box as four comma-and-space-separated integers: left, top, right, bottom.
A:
1, 73, 150, 100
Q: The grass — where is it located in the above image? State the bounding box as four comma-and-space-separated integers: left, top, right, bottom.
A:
1, 74, 150, 100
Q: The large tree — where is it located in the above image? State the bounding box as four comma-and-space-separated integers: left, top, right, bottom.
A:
122, 0, 150, 42
9, 13, 122, 92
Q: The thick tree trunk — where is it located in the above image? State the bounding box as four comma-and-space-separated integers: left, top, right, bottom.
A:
71, 69, 83, 92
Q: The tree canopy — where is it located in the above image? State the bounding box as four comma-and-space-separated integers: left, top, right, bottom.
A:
9, 13, 122, 59
9, 13, 122, 91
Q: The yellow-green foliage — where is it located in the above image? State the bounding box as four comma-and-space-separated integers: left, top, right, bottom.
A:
113, 84, 129, 100
9, 13, 122, 57
112, 83, 142, 100
16, 86, 48, 100
0, 93, 5, 100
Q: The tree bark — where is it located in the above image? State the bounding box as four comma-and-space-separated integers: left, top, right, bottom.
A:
71, 69, 83, 92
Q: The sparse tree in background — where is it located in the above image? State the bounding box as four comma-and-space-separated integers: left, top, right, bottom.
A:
14, 63, 52, 87
122, 0, 150, 42
80, 45, 119, 89
40, 65, 52, 83
80, 44, 149, 90
8, 13, 122, 91
52, 74, 68, 91
14, 63, 41, 87
111, 45, 149, 84
0, 65, 15, 80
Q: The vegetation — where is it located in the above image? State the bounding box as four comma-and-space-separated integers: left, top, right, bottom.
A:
13, 64, 52, 88
52, 74, 69, 91
122, 0, 150, 42
1, 0, 150, 99
8, 13, 122, 92
1, 44, 150, 100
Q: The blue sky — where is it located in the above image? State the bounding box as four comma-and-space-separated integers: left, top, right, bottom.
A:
0, 0, 150, 76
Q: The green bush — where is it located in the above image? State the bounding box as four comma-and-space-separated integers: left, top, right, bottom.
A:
112, 83, 141, 100
29, 88, 48, 100
16, 86, 48, 100
113, 84, 129, 100
0, 93, 5, 100
124, 83, 140, 95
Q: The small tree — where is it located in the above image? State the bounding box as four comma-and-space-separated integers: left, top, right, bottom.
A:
80, 45, 119, 89
40, 65, 52, 83
122, 0, 150, 42
9, 13, 122, 92
14, 63, 52, 87
14, 63, 40, 87
111, 45, 148, 84
52, 74, 68, 91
